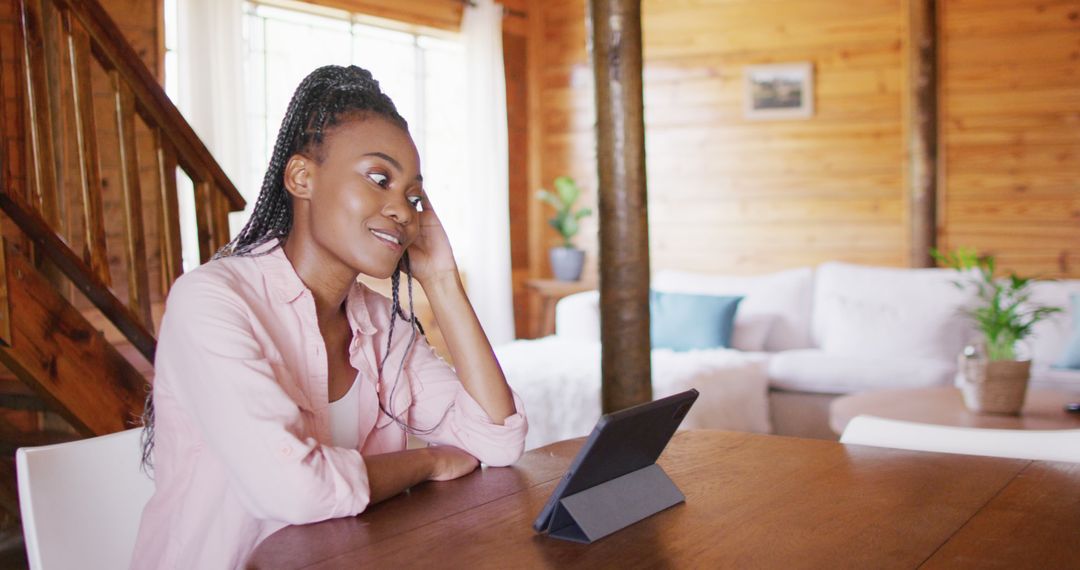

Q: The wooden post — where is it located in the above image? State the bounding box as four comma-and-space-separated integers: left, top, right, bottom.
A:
588, 0, 651, 413
909, 0, 938, 267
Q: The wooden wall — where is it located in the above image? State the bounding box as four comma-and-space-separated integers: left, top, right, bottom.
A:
939, 0, 1080, 277
524, 0, 1080, 305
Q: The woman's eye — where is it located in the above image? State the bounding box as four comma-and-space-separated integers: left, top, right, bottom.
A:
369, 173, 390, 188
407, 195, 424, 212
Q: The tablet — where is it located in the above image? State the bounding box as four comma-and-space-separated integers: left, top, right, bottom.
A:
532, 389, 699, 535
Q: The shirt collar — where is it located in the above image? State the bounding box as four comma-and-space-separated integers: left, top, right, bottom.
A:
252, 238, 377, 336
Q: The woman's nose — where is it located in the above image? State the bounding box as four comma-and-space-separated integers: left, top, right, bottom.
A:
381, 195, 414, 225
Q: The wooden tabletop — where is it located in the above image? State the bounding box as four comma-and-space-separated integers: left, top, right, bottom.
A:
830, 387, 1080, 435
249, 431, 1080, 569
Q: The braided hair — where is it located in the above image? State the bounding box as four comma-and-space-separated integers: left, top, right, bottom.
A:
141, 65, 429, 472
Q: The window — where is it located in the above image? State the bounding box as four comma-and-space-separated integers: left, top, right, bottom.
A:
241, 2, 469, 245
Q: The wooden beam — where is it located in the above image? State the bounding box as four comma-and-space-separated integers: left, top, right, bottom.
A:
0, 241, 145, 436
588, 0, 651, 413
909, 0, 938, 267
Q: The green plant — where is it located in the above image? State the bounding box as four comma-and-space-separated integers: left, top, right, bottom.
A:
932, 246, 1062, 361
536, 176, 592, 248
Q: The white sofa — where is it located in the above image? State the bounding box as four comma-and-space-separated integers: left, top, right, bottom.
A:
499, 262, 1080, 446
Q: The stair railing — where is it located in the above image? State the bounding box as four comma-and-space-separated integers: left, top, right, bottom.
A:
12, 0, 246, 365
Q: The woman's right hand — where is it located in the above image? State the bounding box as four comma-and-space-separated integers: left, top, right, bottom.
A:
427, 446, 480, 481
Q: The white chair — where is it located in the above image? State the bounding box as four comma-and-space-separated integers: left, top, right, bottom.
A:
840, 415, 1080, 463
16, 428, 155, 570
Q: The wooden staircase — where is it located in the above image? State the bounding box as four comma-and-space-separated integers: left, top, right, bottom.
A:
0, 0, 245, 560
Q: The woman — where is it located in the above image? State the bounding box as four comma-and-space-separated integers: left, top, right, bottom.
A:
131, 65, 527, 569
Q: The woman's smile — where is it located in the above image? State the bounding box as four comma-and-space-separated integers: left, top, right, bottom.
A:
370, 226, 405, 251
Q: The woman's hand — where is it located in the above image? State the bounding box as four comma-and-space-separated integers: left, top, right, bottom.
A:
426, 446, 480, 482
404, 195, 459, 287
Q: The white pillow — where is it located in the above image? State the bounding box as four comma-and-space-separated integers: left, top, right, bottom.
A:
652, 267, 814, 352
811, 262, 975, 362
554, 290, 601, 342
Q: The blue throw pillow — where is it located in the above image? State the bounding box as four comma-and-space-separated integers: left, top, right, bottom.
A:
650, 290, 743, 352
1054, 293, 1080, 370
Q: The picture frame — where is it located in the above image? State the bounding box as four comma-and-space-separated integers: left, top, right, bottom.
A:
743, 62, 814, 120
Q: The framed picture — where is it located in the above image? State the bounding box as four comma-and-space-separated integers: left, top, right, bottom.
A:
743, 62, 814, 120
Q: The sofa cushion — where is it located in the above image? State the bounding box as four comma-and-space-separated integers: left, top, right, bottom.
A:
768, 349, 956, 394
652, 267, 814, 352
811, 262, 975, 362
1030, 365, 1080, 393
1027, 280, 1080, 369
650, 291, 742, 351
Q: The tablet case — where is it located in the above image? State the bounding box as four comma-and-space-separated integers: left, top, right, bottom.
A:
535, 389, 698, 544
547, 463, 684, 543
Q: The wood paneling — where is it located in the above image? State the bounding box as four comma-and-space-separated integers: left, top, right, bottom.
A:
528, 0, 909, 281
523, 0, 1080, 303
939, 0, 1080, 277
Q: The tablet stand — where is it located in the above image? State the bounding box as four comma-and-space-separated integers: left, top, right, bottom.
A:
548, 463, 685, 543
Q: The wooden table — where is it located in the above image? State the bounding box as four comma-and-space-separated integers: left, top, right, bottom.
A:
523, 278, 595, 337
249, 431, 1080, 569
830, 387, 1080, 435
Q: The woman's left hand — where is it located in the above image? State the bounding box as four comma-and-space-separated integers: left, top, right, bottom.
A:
404, 195, 459, 286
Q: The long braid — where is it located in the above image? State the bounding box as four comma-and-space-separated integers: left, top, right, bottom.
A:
142, 65, 417, 471
377, 253, 443, 436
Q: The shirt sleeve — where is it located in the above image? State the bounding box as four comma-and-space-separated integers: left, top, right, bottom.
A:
398, 333, 528, 467
156, 271, 371, 525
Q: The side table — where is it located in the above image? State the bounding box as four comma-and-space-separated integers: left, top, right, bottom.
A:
523, 279, 595, 338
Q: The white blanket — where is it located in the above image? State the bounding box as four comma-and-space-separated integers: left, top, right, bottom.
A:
496, 337, 772, 450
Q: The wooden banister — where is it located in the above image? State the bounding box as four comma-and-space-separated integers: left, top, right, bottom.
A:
0, 189, 158, 361
112, 73, 153, 328
156, 133, 184, 296
58, 0, 244, 210
64, 10, 111, 287
9, 0, 247, 386
20, 0, 61, 230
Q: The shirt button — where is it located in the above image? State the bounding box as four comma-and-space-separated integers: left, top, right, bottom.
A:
278, 439, 294, 459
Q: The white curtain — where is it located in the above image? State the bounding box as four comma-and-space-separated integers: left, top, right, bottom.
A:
460, 0, 515, 346
176, 0, 249, 268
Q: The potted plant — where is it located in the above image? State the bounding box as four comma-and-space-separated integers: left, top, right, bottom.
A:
537, 176, 593, 281
933, 247, 1062, 414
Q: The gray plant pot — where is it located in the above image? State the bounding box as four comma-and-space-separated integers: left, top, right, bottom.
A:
550, 247, 585, 282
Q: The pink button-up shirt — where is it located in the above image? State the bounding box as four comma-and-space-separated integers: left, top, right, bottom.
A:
130, 240, 527, 569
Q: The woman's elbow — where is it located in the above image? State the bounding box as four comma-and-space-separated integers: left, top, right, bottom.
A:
475, 441, 525, 468
239, 475, 369, 525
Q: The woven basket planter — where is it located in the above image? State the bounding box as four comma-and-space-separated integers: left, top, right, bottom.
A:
958, 356, 1031, 415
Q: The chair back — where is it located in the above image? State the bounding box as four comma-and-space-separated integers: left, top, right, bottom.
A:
840, 415, 1080, 463
16, 428, 154, 570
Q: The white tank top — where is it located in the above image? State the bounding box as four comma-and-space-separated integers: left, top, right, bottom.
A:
328, 379, 361, 449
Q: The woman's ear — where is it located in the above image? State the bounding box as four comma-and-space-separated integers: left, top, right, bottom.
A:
283, 154, 312, 200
